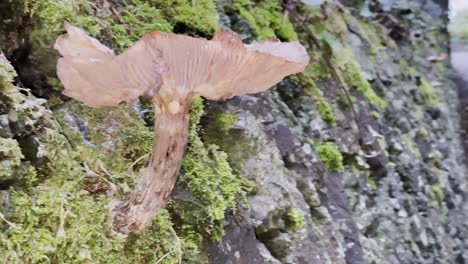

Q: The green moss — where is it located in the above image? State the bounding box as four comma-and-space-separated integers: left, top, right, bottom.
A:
1, 0, 235, 261
0, 54, 17, 87
417, 78, 439, 107
377, 137, 388, 153
305, 9, 387, 110
319, 5, 349, 41
371, 111, 382, 120
402, 134, 421, 158
417, 128, 430, 141
179, 98, 251, 241
155, 0, 218, 36
25, 0, 78, 35
298, 73, 336, 127
357, 20, 383, 56
0, 137, 36, 186
234, 0, 298, 41
316, 99, 336, 127
111, 0, 173, 51
1, 108, 182, 263
427, 151, 443, 169
23, 0, 215, 54
0, 54, 210, 262
307, 52, 331, 81
368, 177, 377, 192
430, 183, 444, 209
54, 101, 154, 178
335, 49, 387, 109
286, 207, 305, 232
0, 138, 32, 183
215, 113, 237, 133
315, 142, 344, 172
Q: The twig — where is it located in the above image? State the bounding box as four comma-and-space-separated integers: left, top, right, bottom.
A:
127, 152, 150, 172
290, 10, 360, 128
56, 199, 67, 239
169, 226, 182, 264
0, 211, 17, 229
154, 250, 175, 264
283, 1, 376, 151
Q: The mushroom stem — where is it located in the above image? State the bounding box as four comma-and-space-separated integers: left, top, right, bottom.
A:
112, 94, 192, 234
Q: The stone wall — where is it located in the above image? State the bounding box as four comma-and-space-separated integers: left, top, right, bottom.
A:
0, 0, 467, 263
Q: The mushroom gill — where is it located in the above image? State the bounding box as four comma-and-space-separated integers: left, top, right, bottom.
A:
54, 24, 309, 234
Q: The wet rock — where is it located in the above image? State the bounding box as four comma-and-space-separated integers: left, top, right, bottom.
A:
206, 214, 262, 264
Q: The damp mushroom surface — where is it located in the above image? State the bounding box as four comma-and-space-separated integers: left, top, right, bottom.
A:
54, 23, 309, 234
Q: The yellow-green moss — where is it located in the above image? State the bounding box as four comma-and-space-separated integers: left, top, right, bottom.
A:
296, 72, 336, 127
215, 112, 237, 133
0, 56, 194, 263
23, 0, 216, 53
53, 101, 154, 179
336, 49, 387, 109
111, 0, 173, 50
430, 183, 444, 209
286, 207, 305, 232
319, 5, 349, 40
307, 52, 331, 81
417, 78, 439, 107
303, 6, 388, 110
0, 54, 17, 86
357, 20, 383, 56
234, 0, 298, 41
306, 81, 336, 127
315, 142, 344, 172
417, 128, 430, 141
368, 177, 377, 192
0, 138, 31, 183
179, 98, 251, 241
155, 0, 218, 36
402, 134, 421, 158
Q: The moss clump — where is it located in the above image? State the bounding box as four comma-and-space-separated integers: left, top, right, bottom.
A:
54, 101, 154, 179
315, 142, 344, 172
24, 0, 78, 36
430, 183, 444, 209
1, 0, 229, 262
335, 49, 387, 109
179, 98, 251, 241
111, 0, 173, 51
0, 54, 17, 86
318, 4, 349, 41
296, 71, 336, 127
0, 56, 189, 263
368, 177, 377, 192
215, 112, 237, 133
306, 7, 387, 110
417, 78, 439, 107
307, 52, 331, 81
402, 134, 421, 158
286, 207, 305, 232
417, 128, 430, 141
0, 138, 35, 184
233, 0, 298, 41
155, 0, 218, 36
3, 185, 184, 263
303, 79, 336, 127
356, 20, 383, 56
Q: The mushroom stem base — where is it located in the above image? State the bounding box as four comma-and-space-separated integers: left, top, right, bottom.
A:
112, 100, 191, 234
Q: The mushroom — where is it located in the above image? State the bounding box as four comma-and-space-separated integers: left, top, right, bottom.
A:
54, 24, 309, 234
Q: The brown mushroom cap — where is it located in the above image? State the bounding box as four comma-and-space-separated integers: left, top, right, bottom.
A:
147, 29, 309, 100
54, 24, 309, 107
54, 23, 165, 107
